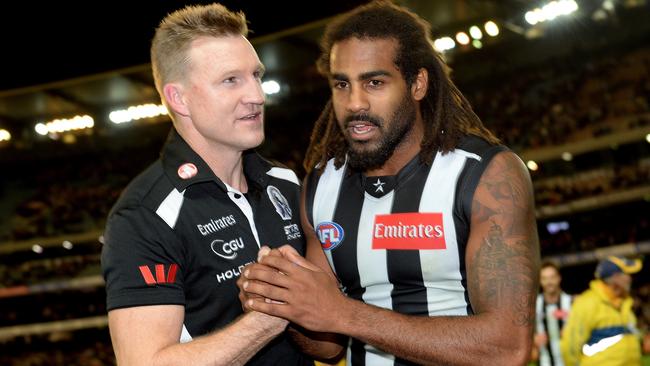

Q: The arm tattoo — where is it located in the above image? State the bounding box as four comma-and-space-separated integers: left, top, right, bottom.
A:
472, 222, 536, 326
469, 154, 539, 328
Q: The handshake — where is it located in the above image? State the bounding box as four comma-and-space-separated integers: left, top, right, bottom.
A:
235, 245, 345, 333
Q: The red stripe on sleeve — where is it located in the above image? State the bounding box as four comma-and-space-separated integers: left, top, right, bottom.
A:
155, 264, 166, 283
138, 265, 156, 285
167, 264, 178, 284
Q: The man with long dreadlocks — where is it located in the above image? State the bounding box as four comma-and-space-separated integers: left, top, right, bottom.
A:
238, 1, 540, 365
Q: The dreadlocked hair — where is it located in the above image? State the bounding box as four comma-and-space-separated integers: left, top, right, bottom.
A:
303, 0, 500, 174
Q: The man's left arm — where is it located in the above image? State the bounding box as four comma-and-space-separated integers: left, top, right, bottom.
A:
244, 151, 540, 365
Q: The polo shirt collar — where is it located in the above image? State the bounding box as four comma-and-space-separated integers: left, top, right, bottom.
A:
161, 129, 272, 192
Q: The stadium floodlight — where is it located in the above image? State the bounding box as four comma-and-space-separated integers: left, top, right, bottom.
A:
109, 104, 168, 124
433, 37, 455, 52
262, 80, 281, 95
469, 26, 483, 40
455, 32, 470, 45
0, 129, 10, 142
484, 21, 500, 36
35, 123, 48, 135
525, 0, 579, 25
35, 115, 94, 136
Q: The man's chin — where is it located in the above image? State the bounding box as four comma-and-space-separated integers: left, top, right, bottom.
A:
348, 141, 379, 154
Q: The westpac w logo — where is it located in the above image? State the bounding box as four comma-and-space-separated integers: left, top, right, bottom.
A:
139, 264, 179, 285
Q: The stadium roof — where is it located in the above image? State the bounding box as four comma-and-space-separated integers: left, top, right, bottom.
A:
0, 0, 615, 141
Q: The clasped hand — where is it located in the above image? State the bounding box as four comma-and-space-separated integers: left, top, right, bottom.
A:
236, 245, 345, 332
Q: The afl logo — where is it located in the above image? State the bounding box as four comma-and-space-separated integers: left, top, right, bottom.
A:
316, 221, 344, 251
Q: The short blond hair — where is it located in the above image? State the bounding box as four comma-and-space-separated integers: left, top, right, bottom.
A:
151, 3, 248, 98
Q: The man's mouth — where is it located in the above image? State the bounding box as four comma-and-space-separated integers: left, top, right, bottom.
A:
238, 112, 261, 121
348, 121, 377, 135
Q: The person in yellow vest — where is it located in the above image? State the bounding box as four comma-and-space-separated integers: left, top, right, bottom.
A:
560, 256, 643, 366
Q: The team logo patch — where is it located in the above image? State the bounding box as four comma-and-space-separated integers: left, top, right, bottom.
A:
372, 212, 446, 250
177, 163, 197, 179
267, 185, 292, 220
316, 221, 345, 251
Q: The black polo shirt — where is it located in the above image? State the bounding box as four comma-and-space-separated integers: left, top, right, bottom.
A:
101, 130, 311, 365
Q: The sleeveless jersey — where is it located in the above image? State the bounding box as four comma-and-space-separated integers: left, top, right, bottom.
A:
305, 136, 506, 366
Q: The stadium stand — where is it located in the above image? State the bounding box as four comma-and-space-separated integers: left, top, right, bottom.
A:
1, 1, 649, 364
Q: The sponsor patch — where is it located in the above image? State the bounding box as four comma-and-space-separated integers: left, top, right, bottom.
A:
177, 163, 197, 179
316, 221, 345, 251
284, 223, 302, 240
215, 261, 254, 283
372, 212, 446, 250
211, 237, 245, 260
197, 214, 236, 236
139, 264, 178, 285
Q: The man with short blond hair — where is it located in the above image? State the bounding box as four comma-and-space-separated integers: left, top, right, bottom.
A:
101, 4, 311, 365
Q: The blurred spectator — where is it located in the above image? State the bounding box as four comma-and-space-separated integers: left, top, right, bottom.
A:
533, 261, 573, 366
560, 256, 643, 366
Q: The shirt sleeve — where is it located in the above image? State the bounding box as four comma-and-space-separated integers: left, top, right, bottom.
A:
101, 205, 186, 311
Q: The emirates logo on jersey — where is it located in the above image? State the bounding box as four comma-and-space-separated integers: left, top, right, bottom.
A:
372, 212, 446, 250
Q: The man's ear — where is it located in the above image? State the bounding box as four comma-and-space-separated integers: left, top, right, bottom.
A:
411, 68, 428, 101
163, 83, 190, 117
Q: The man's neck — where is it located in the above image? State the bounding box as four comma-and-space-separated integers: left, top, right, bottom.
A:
181, 129, 248, 192
543, 291, 560, 304
365, 150, 418, 177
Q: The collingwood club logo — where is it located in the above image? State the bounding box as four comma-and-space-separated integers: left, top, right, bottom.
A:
267, 185, 292, 220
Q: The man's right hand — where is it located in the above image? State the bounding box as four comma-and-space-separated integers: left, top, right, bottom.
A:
237, 245, 322, 311
237, 247, 276, 311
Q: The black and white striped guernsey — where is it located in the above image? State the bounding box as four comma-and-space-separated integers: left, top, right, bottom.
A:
305, 135, 506, 366
535, 292, 572, 366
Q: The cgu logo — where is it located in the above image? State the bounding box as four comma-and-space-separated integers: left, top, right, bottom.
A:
211, 237, 245, 260
316, 221, 345, 251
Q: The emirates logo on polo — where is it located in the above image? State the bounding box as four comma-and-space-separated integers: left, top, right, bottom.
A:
372, 212, 446, 250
